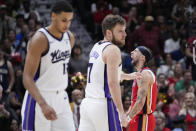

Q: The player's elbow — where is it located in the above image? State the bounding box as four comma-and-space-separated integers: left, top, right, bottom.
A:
22, 72, 32, 90
108, 80, 118, 88
22, 74, 28, 90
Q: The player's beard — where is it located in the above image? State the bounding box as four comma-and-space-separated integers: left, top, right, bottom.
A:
132, 59, 139, 67
111, 33, 124, 47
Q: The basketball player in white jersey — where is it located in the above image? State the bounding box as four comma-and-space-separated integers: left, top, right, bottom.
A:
21, 1, 75, 131
78, 14, 141, 131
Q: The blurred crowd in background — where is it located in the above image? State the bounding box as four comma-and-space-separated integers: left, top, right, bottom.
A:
0, 0, 196, 131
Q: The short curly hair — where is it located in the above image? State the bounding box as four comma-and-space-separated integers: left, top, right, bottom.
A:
102, 14, 126, 36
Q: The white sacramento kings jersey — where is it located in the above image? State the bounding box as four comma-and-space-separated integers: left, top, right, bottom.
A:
34, 28, 71, 91
85, 41, 122, 99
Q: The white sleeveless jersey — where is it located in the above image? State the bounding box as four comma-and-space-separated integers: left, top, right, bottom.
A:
34, 28, 71, 91
85, 41, 122, 99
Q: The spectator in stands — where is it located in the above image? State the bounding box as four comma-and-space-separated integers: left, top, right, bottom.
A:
15, 24, 30, 63
27, 11, 41, 23
15, 14, 25, 35
188, 11, 196, 37
122, 95, 131, 112
68, 44, 88, 75
70, 89, 84, 130
171, 0, 194, 29
178, 92, 196, 131
7, 88, 22, 121
175, 70, 195, 93
14, 65, 25, 103
111, 7, 120, 15
119, 0, 130, 19
164, 29, 183, 61
167, 62, 184, 91
168, 98, 181, 121
127, 6, 139, 33
156, 53, 175, 77
93, 0, 111, 40
127, 15, 164, 66
8, 29, 20, 54
27, 19, 37, 34
0, 86, 11, 131
157, 73, 169, 94
0, 45, 15, 99
0, 4, 15, 41
9, 118, 20, 131
161, 20, 174, 41
156, 15, 166, 34
154, 111, 171, 131
17, 1, 30, 20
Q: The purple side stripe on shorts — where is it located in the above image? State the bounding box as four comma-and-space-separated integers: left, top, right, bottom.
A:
23, 93, 36, 131
107, 99, 122, 131
104, 65, 122, 131
23, 93, 30, 130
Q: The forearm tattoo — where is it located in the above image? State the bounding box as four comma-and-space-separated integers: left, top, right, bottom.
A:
129, 86, 147, 119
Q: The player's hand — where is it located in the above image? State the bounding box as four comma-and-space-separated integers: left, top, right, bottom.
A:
40, 103, 57, 120
130, 72, 142, 80
119, 113, 129, 127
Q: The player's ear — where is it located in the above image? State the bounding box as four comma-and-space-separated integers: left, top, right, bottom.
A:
51, 12, 56, 21
106, 29, 112, 39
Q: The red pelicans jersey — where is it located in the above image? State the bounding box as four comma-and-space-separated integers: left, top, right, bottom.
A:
130, 67, 157, 115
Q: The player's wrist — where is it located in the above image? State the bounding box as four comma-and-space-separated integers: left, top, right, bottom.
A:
38, 100, 47, 108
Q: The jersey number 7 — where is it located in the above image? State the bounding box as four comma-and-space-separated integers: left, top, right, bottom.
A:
87, 63, 93, 83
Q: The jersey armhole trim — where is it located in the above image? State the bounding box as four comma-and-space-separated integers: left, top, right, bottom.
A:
67, 31, 70, 40
38, 31, 50, 57
143, 69, 155, 83
102, 44, 112, 52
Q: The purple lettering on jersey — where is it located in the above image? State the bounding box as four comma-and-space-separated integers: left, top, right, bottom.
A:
51, 49, 70, 63
90, 51, 99, 59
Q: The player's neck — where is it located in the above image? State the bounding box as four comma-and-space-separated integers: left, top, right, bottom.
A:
135, 63, 144, 72
46, 25, 63, 39
103, 37, 111, 42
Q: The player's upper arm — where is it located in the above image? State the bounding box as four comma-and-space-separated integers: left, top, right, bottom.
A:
102, 45, 121, 86
136, 70, 153, 102
68, 30, 75, 48
23, 32, 48, 79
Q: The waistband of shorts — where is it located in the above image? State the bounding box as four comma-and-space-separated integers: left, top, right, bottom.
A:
85, 97, 107, 101
138, 113, 153, 116
39, 89, 66, 94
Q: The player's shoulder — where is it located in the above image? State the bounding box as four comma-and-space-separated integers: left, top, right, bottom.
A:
30, 31, 47, 44
141, 69, 153, 81
67, 30, 75, 48
27, 31, 48, 52
103, 44, 120, 54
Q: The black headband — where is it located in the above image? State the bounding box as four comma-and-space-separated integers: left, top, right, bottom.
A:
137, 46, 152, 63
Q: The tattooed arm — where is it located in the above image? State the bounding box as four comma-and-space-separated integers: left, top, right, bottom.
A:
127, 70, 153, 119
